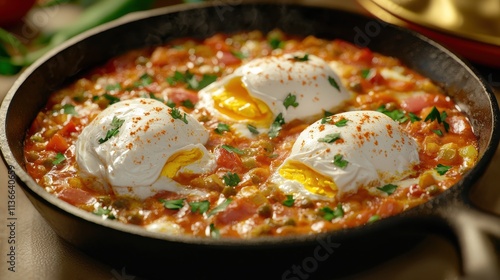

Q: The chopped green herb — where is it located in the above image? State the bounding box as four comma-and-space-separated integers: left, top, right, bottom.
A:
181, 99, 195, 109
282, 195, 295, 207
134, 73, 154, 87
166, 99, 176, 108
247, 124, 259, 135
105, 83, 122, 91
433, 129, 443, 136
328, 76, 340, 91
320, 204, 344, 220
189, 74, 217, 90
160, 198, 185, 210
210, 223, 220, 238
321, 117, 331, 124
208, 199, 232, 217
377, 184, 398, 195
409, 112, 422, 123
103, 93, 120, 105
189, 200, 210, 214
221, 144, 245, 155
222, 172, 240, 187
283, 93, 299, 109
425, 106, 449, 132
361, 69, 372, 79
318, 133, 341, 143
231, 50, 247, 60
333, 154, 348, 168
52, 153, 66, 165
292, 53, 309, 62
62, 104, 77, 115
93, 207, 115, 219
268, 113, 285, 138
367, 215, 380, 223
170, 108, 188, 124
269, 37, 283, 49
98, 116, 124, 144
435, 164, 451, 175
92, 95, 99, 102
377, 106, 408, 123
215, 123, 231, 134
334, 119, 349, 127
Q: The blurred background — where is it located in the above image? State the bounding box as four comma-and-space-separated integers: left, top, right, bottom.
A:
0, 1, 499, 279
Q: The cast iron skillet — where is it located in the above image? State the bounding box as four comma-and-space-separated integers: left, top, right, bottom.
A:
1, 2, 500, 279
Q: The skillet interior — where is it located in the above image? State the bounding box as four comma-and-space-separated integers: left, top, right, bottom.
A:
1, 2, 498, 279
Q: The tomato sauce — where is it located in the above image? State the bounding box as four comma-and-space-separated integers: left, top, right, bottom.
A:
24, 30, 479, 238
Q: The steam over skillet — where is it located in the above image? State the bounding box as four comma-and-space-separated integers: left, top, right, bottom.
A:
1, 2, 500, 279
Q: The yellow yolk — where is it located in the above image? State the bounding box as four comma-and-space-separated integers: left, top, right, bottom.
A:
212, 77, 274, 127
161, 148, 204, 179
278, 160, 338, 198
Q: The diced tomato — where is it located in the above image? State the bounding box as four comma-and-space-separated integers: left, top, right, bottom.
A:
354, 48, 374, 65
167, 87, 199, 105
409, 184, 424, 198
46, 133, 69, 152
215, 198, 256, 225
401, 93, 455, 113
59, 121, 77, 136
388, 80, 415, 91
367, 70, 386, 85
215, 146, 245, 173
218, 51, 241, 66
57, 188, 96, 206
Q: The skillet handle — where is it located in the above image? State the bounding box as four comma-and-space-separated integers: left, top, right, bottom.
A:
439, 202, 500, 280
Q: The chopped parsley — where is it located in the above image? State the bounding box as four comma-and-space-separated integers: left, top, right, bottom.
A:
409, 112, 422, 123
328, 76, 340, 91
62, 104, 77, 115
148, 93, 165, 103
103, 93, 120, 105
334, 119, 349, 127
247, 124, 259, 135
214, 123, 230, 134
160, 198, 185, 210
269, 37, 283, 49
424, 106, 449, 132
435, 164, 451, 175
377, 106, 408, 123
166, 99, 176, 108
221, 144, 245, 155
166, 70, 217, 90
332, 154, 348, 168
361, 69, 372, 79
320, 204, 344, 220
222, 172, 240, 187
189, 200, 210, 214
291, 53, 309, 62
93, 207, 115, 219
105, 83, 122, 91
210, 223, 220, 238
134, 73, 154, 87
98, 116, 124, 144
181, 99, 195, 109
318, 133, 341, 143
208, 199, 232, 217
268, 113, 285, 138
170, 108, 188, 124
367, 215, 380, 223
283, 93, 299, 109
231, 50, 247, 60
282, 195, 295, 207
52, 153, 66, 165
377, 184, 398, 195
433, 129, 443, 136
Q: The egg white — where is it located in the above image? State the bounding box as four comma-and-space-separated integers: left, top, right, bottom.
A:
76, 98, 215, 199
270, 110, 420, 200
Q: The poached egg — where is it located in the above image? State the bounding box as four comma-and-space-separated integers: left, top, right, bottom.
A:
271, 110, 420, 200
75, 98, 214, 199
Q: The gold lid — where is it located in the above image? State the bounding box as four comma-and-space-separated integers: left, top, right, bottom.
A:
357, 0, 500, 46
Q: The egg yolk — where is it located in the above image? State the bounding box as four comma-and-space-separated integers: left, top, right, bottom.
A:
278, 160, 338, 197
212, 77, 274, 127
161, 148, 204, 180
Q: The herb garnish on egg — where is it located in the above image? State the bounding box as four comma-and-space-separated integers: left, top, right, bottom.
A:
98, 116, 124, 144
170, 107, 188, 124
